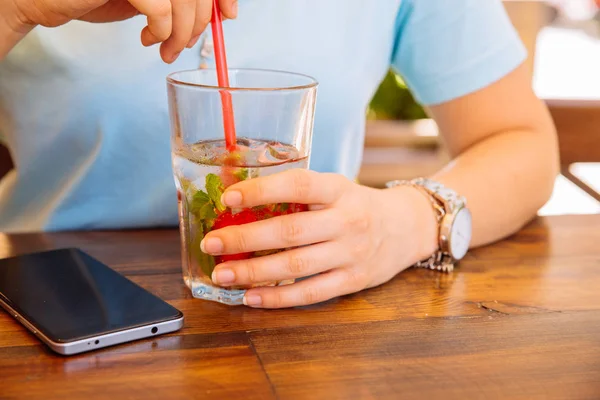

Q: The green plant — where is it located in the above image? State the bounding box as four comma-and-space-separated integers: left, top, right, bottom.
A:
367, 69, 427, 121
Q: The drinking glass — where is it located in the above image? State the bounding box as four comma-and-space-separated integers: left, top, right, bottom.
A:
166, 69, 318, 305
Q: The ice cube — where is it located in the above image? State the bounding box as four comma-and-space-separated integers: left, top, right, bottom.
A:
237, 137, 252, 147
257, 143, 293, 165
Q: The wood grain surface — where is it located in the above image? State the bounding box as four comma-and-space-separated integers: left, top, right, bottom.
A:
1, 215, 599, 399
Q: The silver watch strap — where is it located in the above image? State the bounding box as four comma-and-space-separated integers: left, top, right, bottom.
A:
414, 250, 455, 273
385, 179, 455, 273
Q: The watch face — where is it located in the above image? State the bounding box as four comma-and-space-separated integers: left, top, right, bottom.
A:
450, 208, 472, 260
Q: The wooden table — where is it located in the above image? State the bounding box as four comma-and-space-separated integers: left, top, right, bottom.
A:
1, 215, 599, 399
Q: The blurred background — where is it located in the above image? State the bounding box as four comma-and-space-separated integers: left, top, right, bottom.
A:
1, 0, 599, 216
360, 0, 600, 216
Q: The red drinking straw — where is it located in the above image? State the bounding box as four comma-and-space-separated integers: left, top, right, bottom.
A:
210, 0, 237, 151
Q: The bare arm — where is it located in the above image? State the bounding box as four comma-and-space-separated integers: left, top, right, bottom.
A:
426, 62, 559, 247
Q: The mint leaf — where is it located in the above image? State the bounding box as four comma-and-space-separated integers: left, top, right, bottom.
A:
191, 227, 216, 278
190, 189, 217, 220
279, 203, 289, 212
206, 173, 226, 212
233, 168, 249, 181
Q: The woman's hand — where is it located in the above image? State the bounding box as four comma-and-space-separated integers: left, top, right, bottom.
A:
202, 169, 439, 308
5, 0, 237, 62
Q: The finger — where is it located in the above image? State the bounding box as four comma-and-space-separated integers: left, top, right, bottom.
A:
129, 0, 172, 45
141, 27, 156, 46
159, 0, 197, 62
186, 34, 201, 49
219, 0, 238, 19
187, 0, 211, 47
221, 169, 348, 209
211, 241, 350, 287
243, 268, 367, 308
201, 208, 344, 255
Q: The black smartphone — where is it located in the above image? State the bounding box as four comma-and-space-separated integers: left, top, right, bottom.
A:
0, 248, 183, 355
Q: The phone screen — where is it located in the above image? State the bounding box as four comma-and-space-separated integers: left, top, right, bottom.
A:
0, 248, 182, 343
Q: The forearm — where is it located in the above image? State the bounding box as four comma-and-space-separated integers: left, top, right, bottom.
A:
0, 1, 32, 60
432, 124, 559, 248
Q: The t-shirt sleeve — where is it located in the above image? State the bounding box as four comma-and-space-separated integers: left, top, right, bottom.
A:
391, 0, 527, 106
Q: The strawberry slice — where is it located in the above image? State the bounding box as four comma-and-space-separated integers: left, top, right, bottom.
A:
212, 209, 258, 262
216, 253, 251, 263
212, 208, 258, 229
287, 203, 309, 214
211, 204, 308, 263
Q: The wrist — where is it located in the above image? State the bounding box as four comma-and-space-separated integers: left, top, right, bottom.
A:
383, 185, 439, 265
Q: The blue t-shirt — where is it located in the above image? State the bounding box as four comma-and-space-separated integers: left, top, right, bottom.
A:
0, 0, 526, 232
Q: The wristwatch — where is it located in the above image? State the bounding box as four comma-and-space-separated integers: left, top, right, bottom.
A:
385, 178, 472, 272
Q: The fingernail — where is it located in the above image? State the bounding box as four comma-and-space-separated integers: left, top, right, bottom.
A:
170, 51, 181, 63
221, 191, 242, 207
243, 294, 262, 307
232, 0, 238, 17
187, 35, 200, 48
200, 237, 224, 254
212, 268, 235, 284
